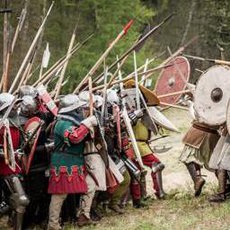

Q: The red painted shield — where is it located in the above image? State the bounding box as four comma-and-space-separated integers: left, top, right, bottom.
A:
154, 56, 190, 105
24, 116, 42, 174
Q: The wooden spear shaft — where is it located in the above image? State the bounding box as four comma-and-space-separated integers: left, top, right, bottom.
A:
93, 14, 174, 85
158, 89, 191, 98
9, 1, 54, 93
73, 20, 133, 93
54, 26, 77, 100
183, 54, 230, 66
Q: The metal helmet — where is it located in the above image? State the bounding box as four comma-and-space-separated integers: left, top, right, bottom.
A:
59, 94, 86, 114
78, 91, 95, 107
19, 85, 37, 98
20, 95, 38, 117
107, 89, 120, 105
94, 95, 103, 108
0, 93, 15, 112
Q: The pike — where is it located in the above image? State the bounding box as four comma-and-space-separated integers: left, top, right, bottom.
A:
38, 42, 50, 80
183, 54, 230, 66
118, 61, 144, 169
33, 33, 93, 87
9, 1, 54, 93
93, 62, 175, 91
93, 13, 174, 85
54, 23, 78, 100
73, 20, 134, 93
140, 36, 198, 83
0, 0, 12, 92
133, 51, 141, 110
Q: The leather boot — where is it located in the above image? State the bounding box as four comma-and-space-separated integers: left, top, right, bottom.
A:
209, 169, 226, 203
77, 213, 94, 227
186, 163, 205, 197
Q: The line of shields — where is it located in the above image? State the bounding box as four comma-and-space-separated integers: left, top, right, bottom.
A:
1, 1, 230, 172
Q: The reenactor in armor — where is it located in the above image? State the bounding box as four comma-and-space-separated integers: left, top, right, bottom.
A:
180, 121, 220, 196
0, 93, 30, 230
17, 89, 54, 229
77, 92, 107, 226
47, 94, 98, 230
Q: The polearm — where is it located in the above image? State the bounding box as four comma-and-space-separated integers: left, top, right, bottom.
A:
95, 52, 164, 92
54, 25, 78, 100
0, 0, 12, 92
93, 62, 174, 91
183, 54, 230, 66
32, 33, 93, 87
94, 37, 197, 92
14, 47, 38, 94
73, 20, 134, 93
1, 6, 27, 92
93, 13, 174, 86
32, 43, 80, 87
140, 36, 198, 83
9, 1, 54, 93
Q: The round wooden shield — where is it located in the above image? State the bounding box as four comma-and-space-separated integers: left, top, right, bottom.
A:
194, 65, 230, 126
154, 56, 190, 105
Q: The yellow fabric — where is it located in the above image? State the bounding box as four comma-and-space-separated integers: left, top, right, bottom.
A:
133, 120, 149, 141
133, 120, 151, 157
137, 141, 152, 157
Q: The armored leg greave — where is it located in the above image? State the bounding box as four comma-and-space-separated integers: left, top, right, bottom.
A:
5, 176, 30, 230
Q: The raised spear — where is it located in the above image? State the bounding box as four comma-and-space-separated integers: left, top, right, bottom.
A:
93, 13, 174, 85
73, 19, 134, 93
54, 25, 77, 100
32, 33, 93, 87
9, 1, 54, 93
183, 54, 230, 66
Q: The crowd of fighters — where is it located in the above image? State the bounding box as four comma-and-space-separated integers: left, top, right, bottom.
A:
0, 65, 229, 230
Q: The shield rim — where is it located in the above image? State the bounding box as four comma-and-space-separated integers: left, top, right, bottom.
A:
194, 65, 230, 126
154, 56, 190, 105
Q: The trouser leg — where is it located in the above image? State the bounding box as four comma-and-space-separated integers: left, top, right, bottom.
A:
79, 175, 96, 219
48, 194, 67, 230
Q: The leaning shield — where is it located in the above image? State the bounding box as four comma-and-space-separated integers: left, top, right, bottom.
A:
194, 65, 230, 126
24, 116, 42, 174
155, 56, 190, 105
148, 106, 179, 132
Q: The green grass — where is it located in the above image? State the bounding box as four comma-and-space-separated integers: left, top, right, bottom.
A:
61, 189, 230, 230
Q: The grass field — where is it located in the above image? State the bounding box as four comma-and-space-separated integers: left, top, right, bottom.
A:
1, 108, 227, 230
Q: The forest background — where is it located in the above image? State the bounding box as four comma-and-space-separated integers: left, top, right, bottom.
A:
0, 0, 229, 93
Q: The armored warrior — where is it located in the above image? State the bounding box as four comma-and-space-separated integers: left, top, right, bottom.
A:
18, 91, 54, 228
180, 119, 220, 196
0, 93, 30, 230
76, 92, 107, 226
47, 94, 98, 230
